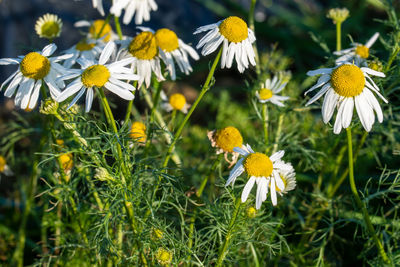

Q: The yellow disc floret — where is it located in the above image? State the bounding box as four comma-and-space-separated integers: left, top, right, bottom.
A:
355, 45, 369, 59
330, 64, 365, 97
215, 126, 243, 153
89, 20, 112, 42
130, 122, 147, 142
169, 93, 186, 110
0, 156, 6, 173
76, 41, 95, 51
128, 31, 158, 60
20, 52, 50, 80
219, 16, 248, 43
155, 28, 179, 52
155, 248, 172, 266
244, 152, 273, 177
259, 88, 273, 100
81, 65, 110, 88
40, 21, 61, 39
59, 153, 73, 171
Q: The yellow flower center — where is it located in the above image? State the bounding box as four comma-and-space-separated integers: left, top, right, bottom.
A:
169, 93, 186, 110
215, 126, 243, 153
156, 248, 172, 266
41, 21, 61, 38
89, 20, 112, 42
259, 88, 273, 100
244, 152, 273, 177
128, 31, 158, 60
0, 156, 6, 172
130, 122, 147, 142
355, 45, 369, 59
219, 16, 248, 43
59, 153, 73, 171
81, 65, 110, 88
20, 52, 50, 80
155, 28, 179, 52
331, 65, 365, 97
75, 41, 95, 51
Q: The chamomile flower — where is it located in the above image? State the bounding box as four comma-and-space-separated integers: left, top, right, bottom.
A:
0, 44, 71, 109
56, 42, 139, 112
194, 16, 256, 73
305, 63, 387, 134
226, 144, 293, 208
154, 28, 199, 80
62, 39, 104, 68
334, 33, 379, 66
92, 0, 105, 16
256, 75, 289, 106
35, 13, 63, 40
207, 126, 244, 167
130, 121, 147, 143
0, 156, 13, 176
275, 160, 296, 195
110, 0, 158, 25
161, 92, 191, 113
74, 19, 117, 42
118, 31, 164, 88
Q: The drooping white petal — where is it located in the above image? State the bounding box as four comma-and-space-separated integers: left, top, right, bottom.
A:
241, 176, 256, 202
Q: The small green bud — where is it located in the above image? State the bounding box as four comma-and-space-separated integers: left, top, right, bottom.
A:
327, 8, 350, 24
155, 248, 172, 266
94, 167, 114, 181
150, 228, 164, 241
246, 206, 257, 218
368, 60, 383, 72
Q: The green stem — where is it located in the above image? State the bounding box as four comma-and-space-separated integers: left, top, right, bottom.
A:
123, 81, 138, 126
384, 46, 399, 73
271, 114, 283, 154
162, 47, 223, 169
196, 154, 223, 198
114, 15, 123, 40
262, 104, 268, 152
346, 128, 390, 264
169, 109, 177, 132
215, 197, 242, 267
96, 14, 112, 39
336, 22, 342, 51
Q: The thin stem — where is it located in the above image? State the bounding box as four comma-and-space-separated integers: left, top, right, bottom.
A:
346, 128, 390, 264
169, 109, 177, 132
196, 154, 223, 198
215, 197, 242, 267
123, 81, 138, 125
271, 114, 284, 154
162, 46, 223, 169
336, 22, 342, 51
96, 14, 112, 39
262, 104, 268, 152
384, 46, 399, 73
114, 15, 123, 40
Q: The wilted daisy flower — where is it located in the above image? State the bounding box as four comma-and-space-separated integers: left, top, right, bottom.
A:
154, 28, 199, 80
0, 44, 71, 109
130, 121, 147, 143
207, 126, 244, 167
56, 42, 138, 112
35, 14, 62, 40
75, 19, 116, 42
110, 0, 158, 25
194, 16, 256, 73
305, 63, 387, 134
334, 33, 379, 66
119, 31, 164, 88
92, 0, 105, 16
161, 92, 190, 113
62, 39, 104, 68
256, 75, 289, 106
226, 144, 294, 209
0, 156, 13, 176
155, 248, 172, 266
275, 160, 296, 195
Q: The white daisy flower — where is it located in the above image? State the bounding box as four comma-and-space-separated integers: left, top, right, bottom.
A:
275, 160, 296, 195
305, 63, 388, 134
56, 42, 139, 112
334, 33, 379, 66
256, 75, 289, 106
74, 19, 118, 42
207, 126, 244, 167
92, 0, 105, 16
62, 39, 104, 68
118, 31, 164, 88
0, 156, 13, 176
110, 0, 158, 25
194, 16, 256, 73
0, 44, 71, 109
35, 13, 63, 40
154, 28, 199, 80
161, 92, 191, 113
226, 144, 294, 209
